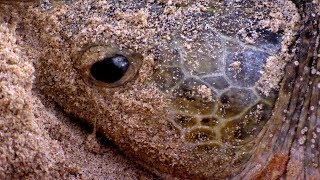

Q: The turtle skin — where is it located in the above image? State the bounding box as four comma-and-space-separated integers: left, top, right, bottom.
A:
1, 0, 319, 179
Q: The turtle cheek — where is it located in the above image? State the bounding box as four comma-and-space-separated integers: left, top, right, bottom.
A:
220, 102, 273, 146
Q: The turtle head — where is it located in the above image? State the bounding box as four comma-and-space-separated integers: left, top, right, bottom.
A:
29, 0, 307, 178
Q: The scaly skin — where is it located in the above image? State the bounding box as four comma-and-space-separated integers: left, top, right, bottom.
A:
0, 0, 319, 179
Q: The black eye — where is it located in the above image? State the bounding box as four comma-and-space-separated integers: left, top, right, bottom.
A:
90, 55, 130, 84
73, 46, 143, 88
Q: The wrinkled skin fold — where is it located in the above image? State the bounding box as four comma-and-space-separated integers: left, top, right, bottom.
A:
237, 1, 320, 179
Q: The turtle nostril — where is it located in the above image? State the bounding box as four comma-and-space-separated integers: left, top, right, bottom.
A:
90, 55, 130, 84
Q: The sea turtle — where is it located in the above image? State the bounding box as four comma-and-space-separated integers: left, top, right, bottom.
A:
0, 0, 319, 179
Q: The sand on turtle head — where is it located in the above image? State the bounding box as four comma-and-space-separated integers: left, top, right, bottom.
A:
0, 0, 304, 179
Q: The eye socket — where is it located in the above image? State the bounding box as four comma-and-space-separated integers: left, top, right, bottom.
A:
73, 46, 143, 88
90, 55, 130, 84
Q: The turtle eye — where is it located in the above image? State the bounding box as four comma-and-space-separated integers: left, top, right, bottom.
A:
90, 55, 130, 84
74, 46, 142, 88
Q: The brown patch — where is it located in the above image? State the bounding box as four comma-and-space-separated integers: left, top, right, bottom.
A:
253, 154, 289, 180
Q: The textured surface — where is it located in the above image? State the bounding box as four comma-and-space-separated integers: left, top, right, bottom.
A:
0, 0, 319, 179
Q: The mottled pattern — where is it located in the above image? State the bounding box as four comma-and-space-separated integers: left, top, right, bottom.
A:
153, 8, 282, 159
